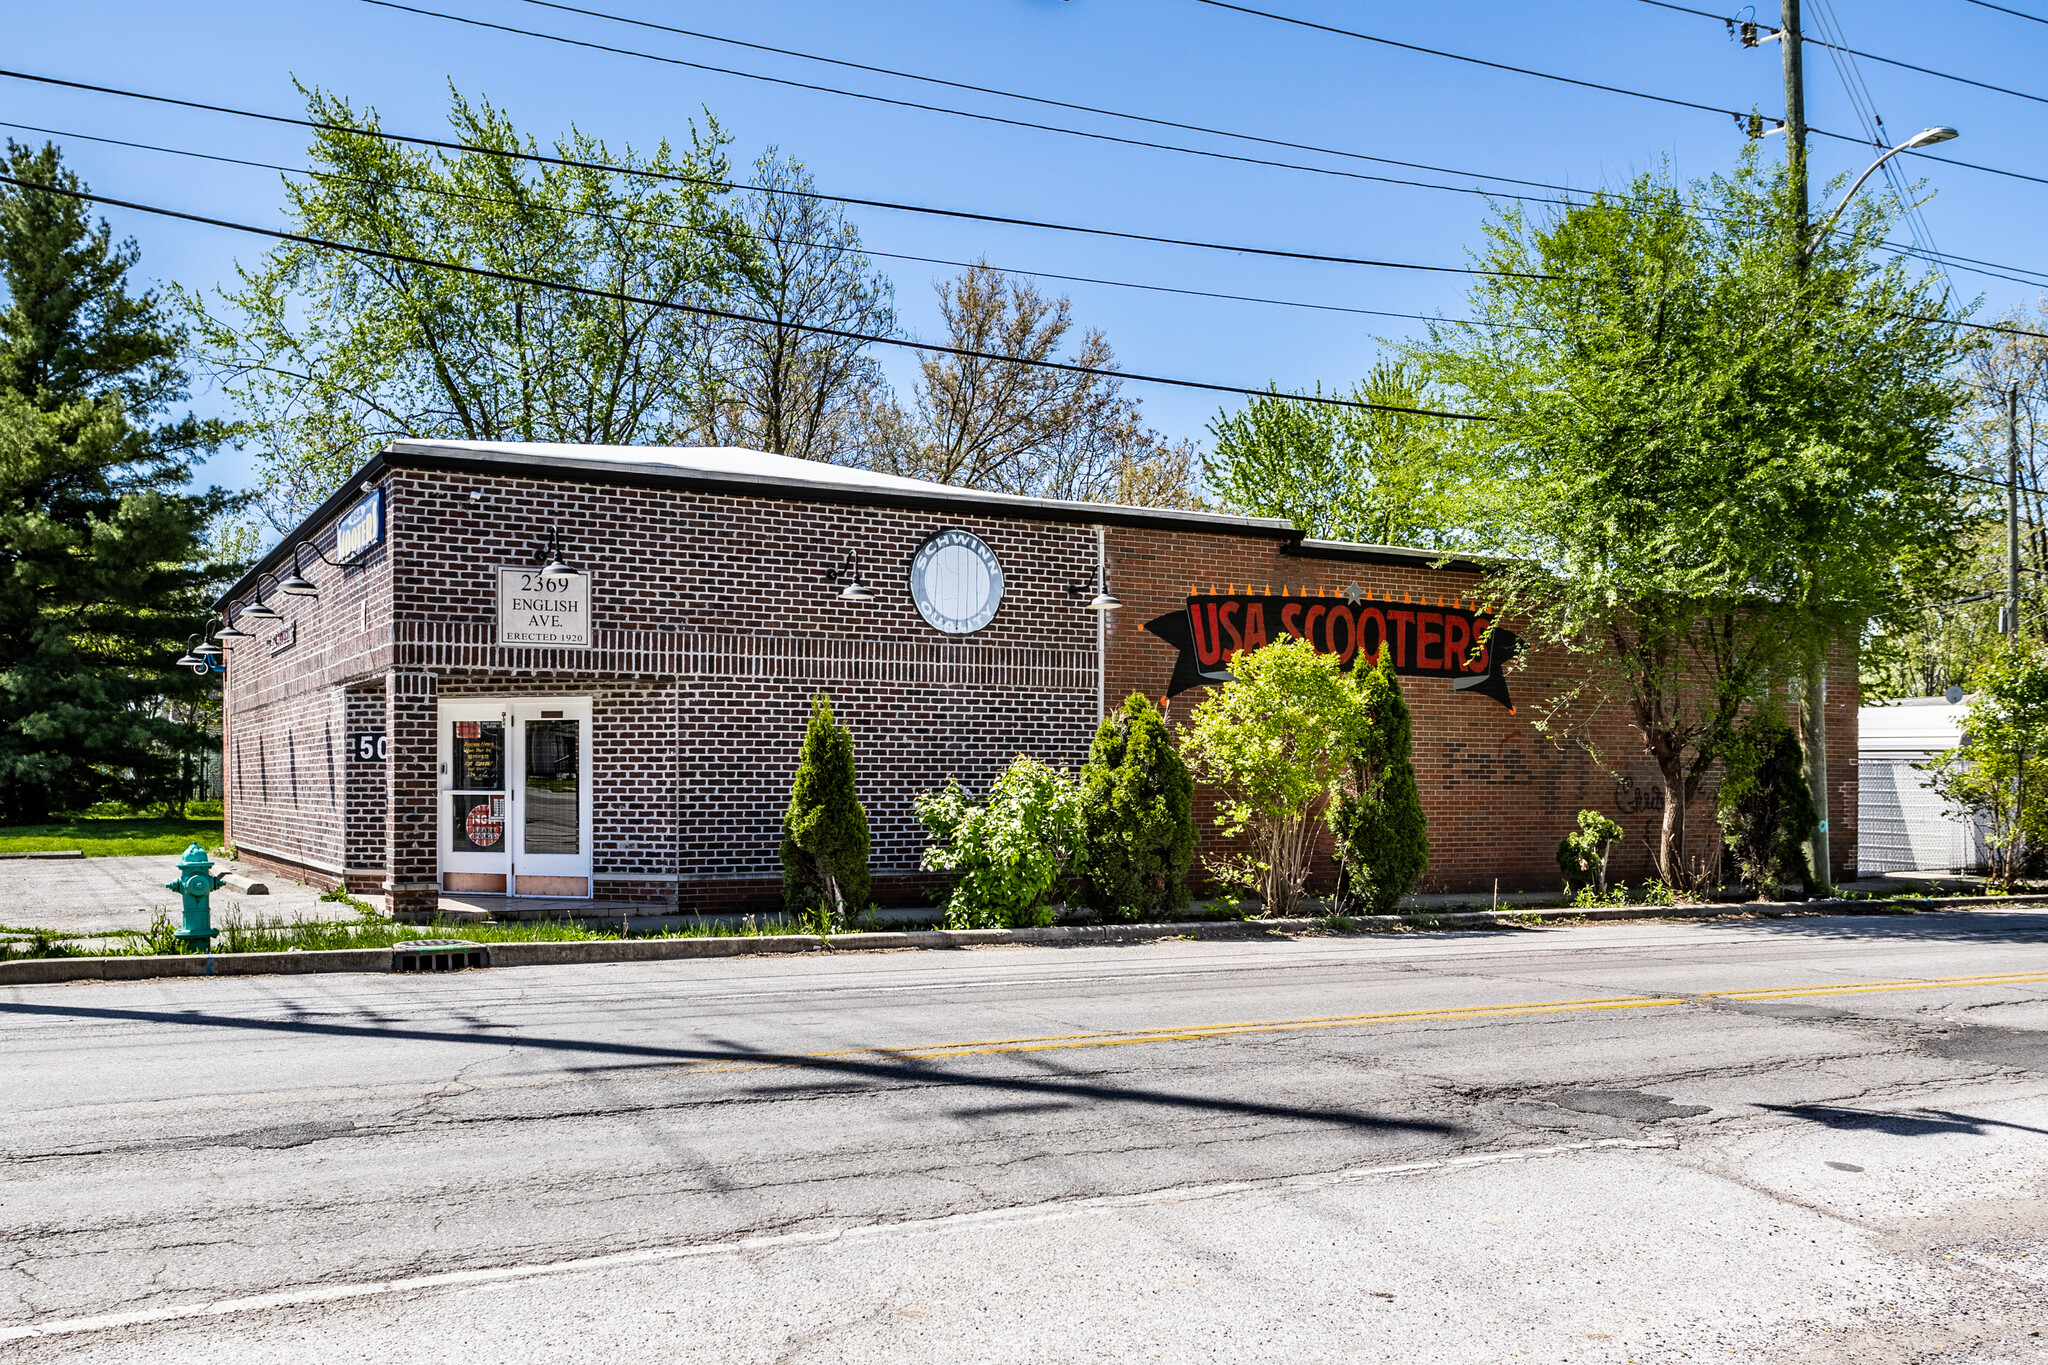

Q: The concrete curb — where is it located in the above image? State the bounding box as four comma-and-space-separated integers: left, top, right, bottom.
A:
0, 850, 84, 860
3, 894, 2040, 986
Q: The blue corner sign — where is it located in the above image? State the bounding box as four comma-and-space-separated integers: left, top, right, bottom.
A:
336, 487, 385, 562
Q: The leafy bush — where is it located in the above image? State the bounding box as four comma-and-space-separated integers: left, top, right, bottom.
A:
1181, 636, 1379, 916
915, 756, 1081, 929
1925, 639, 2048, 890
1555, 809, 1624, 895
1715, 711, 1817, 899
1077, 693, 1195, 922
781, 694, 871, 926
1329, 655, 1430, 914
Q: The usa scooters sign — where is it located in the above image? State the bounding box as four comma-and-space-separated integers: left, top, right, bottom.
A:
1143, 587, 1521, 709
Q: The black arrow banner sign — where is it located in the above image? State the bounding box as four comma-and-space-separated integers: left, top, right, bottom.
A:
1143, 590, 1521, 710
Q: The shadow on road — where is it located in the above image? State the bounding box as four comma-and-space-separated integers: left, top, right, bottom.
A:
1757, 1103, 2048, 1137
1686, 908, 2048, 945
0, 999, 1460, 1137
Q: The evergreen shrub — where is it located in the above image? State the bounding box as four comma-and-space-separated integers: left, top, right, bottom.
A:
780, 694, 870, 924
1329, 655, 1430, 914
1715, 710, 1817, 899
1077, 693, 1195, 921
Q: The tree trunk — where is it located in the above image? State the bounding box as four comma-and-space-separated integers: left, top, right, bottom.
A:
1655, 758, 1687, 888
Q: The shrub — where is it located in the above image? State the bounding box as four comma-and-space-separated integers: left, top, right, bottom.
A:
781, 694, 871, 925
1925, 639, 2048, 891
1715, 710, 1818, 899
1180, 636, 1379, 916
1555, 809, 1624, 895
1330, 655, 1430, 914
915, 756, 1081, 929
1077, 693, 1195, 922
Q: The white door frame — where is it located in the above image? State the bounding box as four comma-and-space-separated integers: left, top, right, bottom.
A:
437, 697, 593, 898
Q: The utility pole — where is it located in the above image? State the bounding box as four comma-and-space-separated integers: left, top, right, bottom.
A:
2010, 386, 2023, 636
1780, 0, 1833, 894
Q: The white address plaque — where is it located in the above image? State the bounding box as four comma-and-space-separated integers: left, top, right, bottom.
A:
497, 567, 592, 648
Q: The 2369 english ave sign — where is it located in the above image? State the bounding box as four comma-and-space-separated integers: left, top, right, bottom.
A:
496, 567, 591, 647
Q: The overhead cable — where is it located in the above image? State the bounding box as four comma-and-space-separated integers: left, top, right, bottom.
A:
511, 0, 1597, 202
1963, 0, 2048, 24
355, 0, 1570, 208
0, 68, 1548, 282
1190, 0, 2048, 189
0, 115, 1543, 334
0, 172, 1495, 421
1638, 0, 2048, 108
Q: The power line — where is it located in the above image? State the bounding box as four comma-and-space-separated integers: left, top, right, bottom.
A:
356, 0, 1579, 211
0, 171, 1496, 422
1638, 0, 2048, 108
512, 0, 1599, 203
1963, 0, 2048, 24
0, 115, 1544, 335
1193, 0, 2048, 189
0, 67, 1550, 282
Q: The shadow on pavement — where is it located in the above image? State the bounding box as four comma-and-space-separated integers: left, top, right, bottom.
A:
1757, 1103, 2048, 1137
1686, 908, 2048, 945
0, 999, 1460, 1137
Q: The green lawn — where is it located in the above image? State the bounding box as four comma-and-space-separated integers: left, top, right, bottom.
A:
0, 817, 226, 858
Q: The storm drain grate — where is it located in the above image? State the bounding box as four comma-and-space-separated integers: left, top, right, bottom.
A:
392, 940, 488, 973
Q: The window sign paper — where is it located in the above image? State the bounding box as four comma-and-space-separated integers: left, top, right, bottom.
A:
497, 567, 591, 647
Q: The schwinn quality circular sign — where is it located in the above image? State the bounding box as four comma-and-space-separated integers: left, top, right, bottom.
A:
909, 529, 1004, 635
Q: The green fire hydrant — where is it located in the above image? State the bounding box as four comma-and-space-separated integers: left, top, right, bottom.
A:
165, 843, 225, 949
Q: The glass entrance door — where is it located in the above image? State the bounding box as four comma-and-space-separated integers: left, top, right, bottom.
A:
509, 700, 591, 897
440, 703, 510, 893
438, 699, 593, 897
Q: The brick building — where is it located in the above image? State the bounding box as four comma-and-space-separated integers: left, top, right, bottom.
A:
214, 441, 1858, 915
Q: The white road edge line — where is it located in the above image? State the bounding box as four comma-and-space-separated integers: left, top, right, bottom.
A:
1, 1137, 1674, 1343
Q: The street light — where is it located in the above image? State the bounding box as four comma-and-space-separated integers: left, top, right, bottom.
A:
1809, 127, 1958, 246
1796, 122, 1955, 900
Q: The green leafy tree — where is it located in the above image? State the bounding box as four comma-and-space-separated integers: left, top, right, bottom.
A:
781, 694, 870, 923
1412, 147, 1966, 888
184, 84, 755, 532
0, 142, 235, 823
1555, 809, 1624, 895
914, 755, 1081, 929
1206, 361, 1483, 549
1329, 655, 1429, 914
1926, 639, 2048, 890
1715, 711, 1818, 899
1180, 636, 1378, 915
1077, 692, 1195, 921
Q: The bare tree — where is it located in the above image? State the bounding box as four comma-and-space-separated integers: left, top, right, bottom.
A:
866, 263, 1203, 508
694, 151, 893, 464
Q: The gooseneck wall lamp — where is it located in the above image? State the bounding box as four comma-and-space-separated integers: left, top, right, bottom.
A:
825, 552, 876, 602
1065, 567, 1123, 612
538, 528, 575, 577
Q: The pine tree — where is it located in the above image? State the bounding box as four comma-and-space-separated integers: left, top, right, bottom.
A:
781, 693, 871, 922
1331, 655, 1430, 914
0, 142, 235, 822
1716, 711, 1818, 899
1077, 692, 1195, 921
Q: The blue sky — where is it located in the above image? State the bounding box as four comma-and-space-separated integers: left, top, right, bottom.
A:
8, 0, 2044, 500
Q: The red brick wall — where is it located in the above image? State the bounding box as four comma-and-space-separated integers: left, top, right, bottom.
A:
1104, 527, 1858, 895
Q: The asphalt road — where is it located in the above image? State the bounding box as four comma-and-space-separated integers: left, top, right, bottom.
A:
3, 911, 2046, 1363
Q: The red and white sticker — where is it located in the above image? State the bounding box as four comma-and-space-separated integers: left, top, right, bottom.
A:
465, 797, 504, 848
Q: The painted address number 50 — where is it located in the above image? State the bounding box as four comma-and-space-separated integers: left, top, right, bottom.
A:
349, 732, 388, 763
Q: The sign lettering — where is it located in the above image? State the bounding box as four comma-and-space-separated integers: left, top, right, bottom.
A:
335, 488, 385, 561
1144, 590, 1521, 710
495, 567, 592, 647
347, 731, 388, 764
